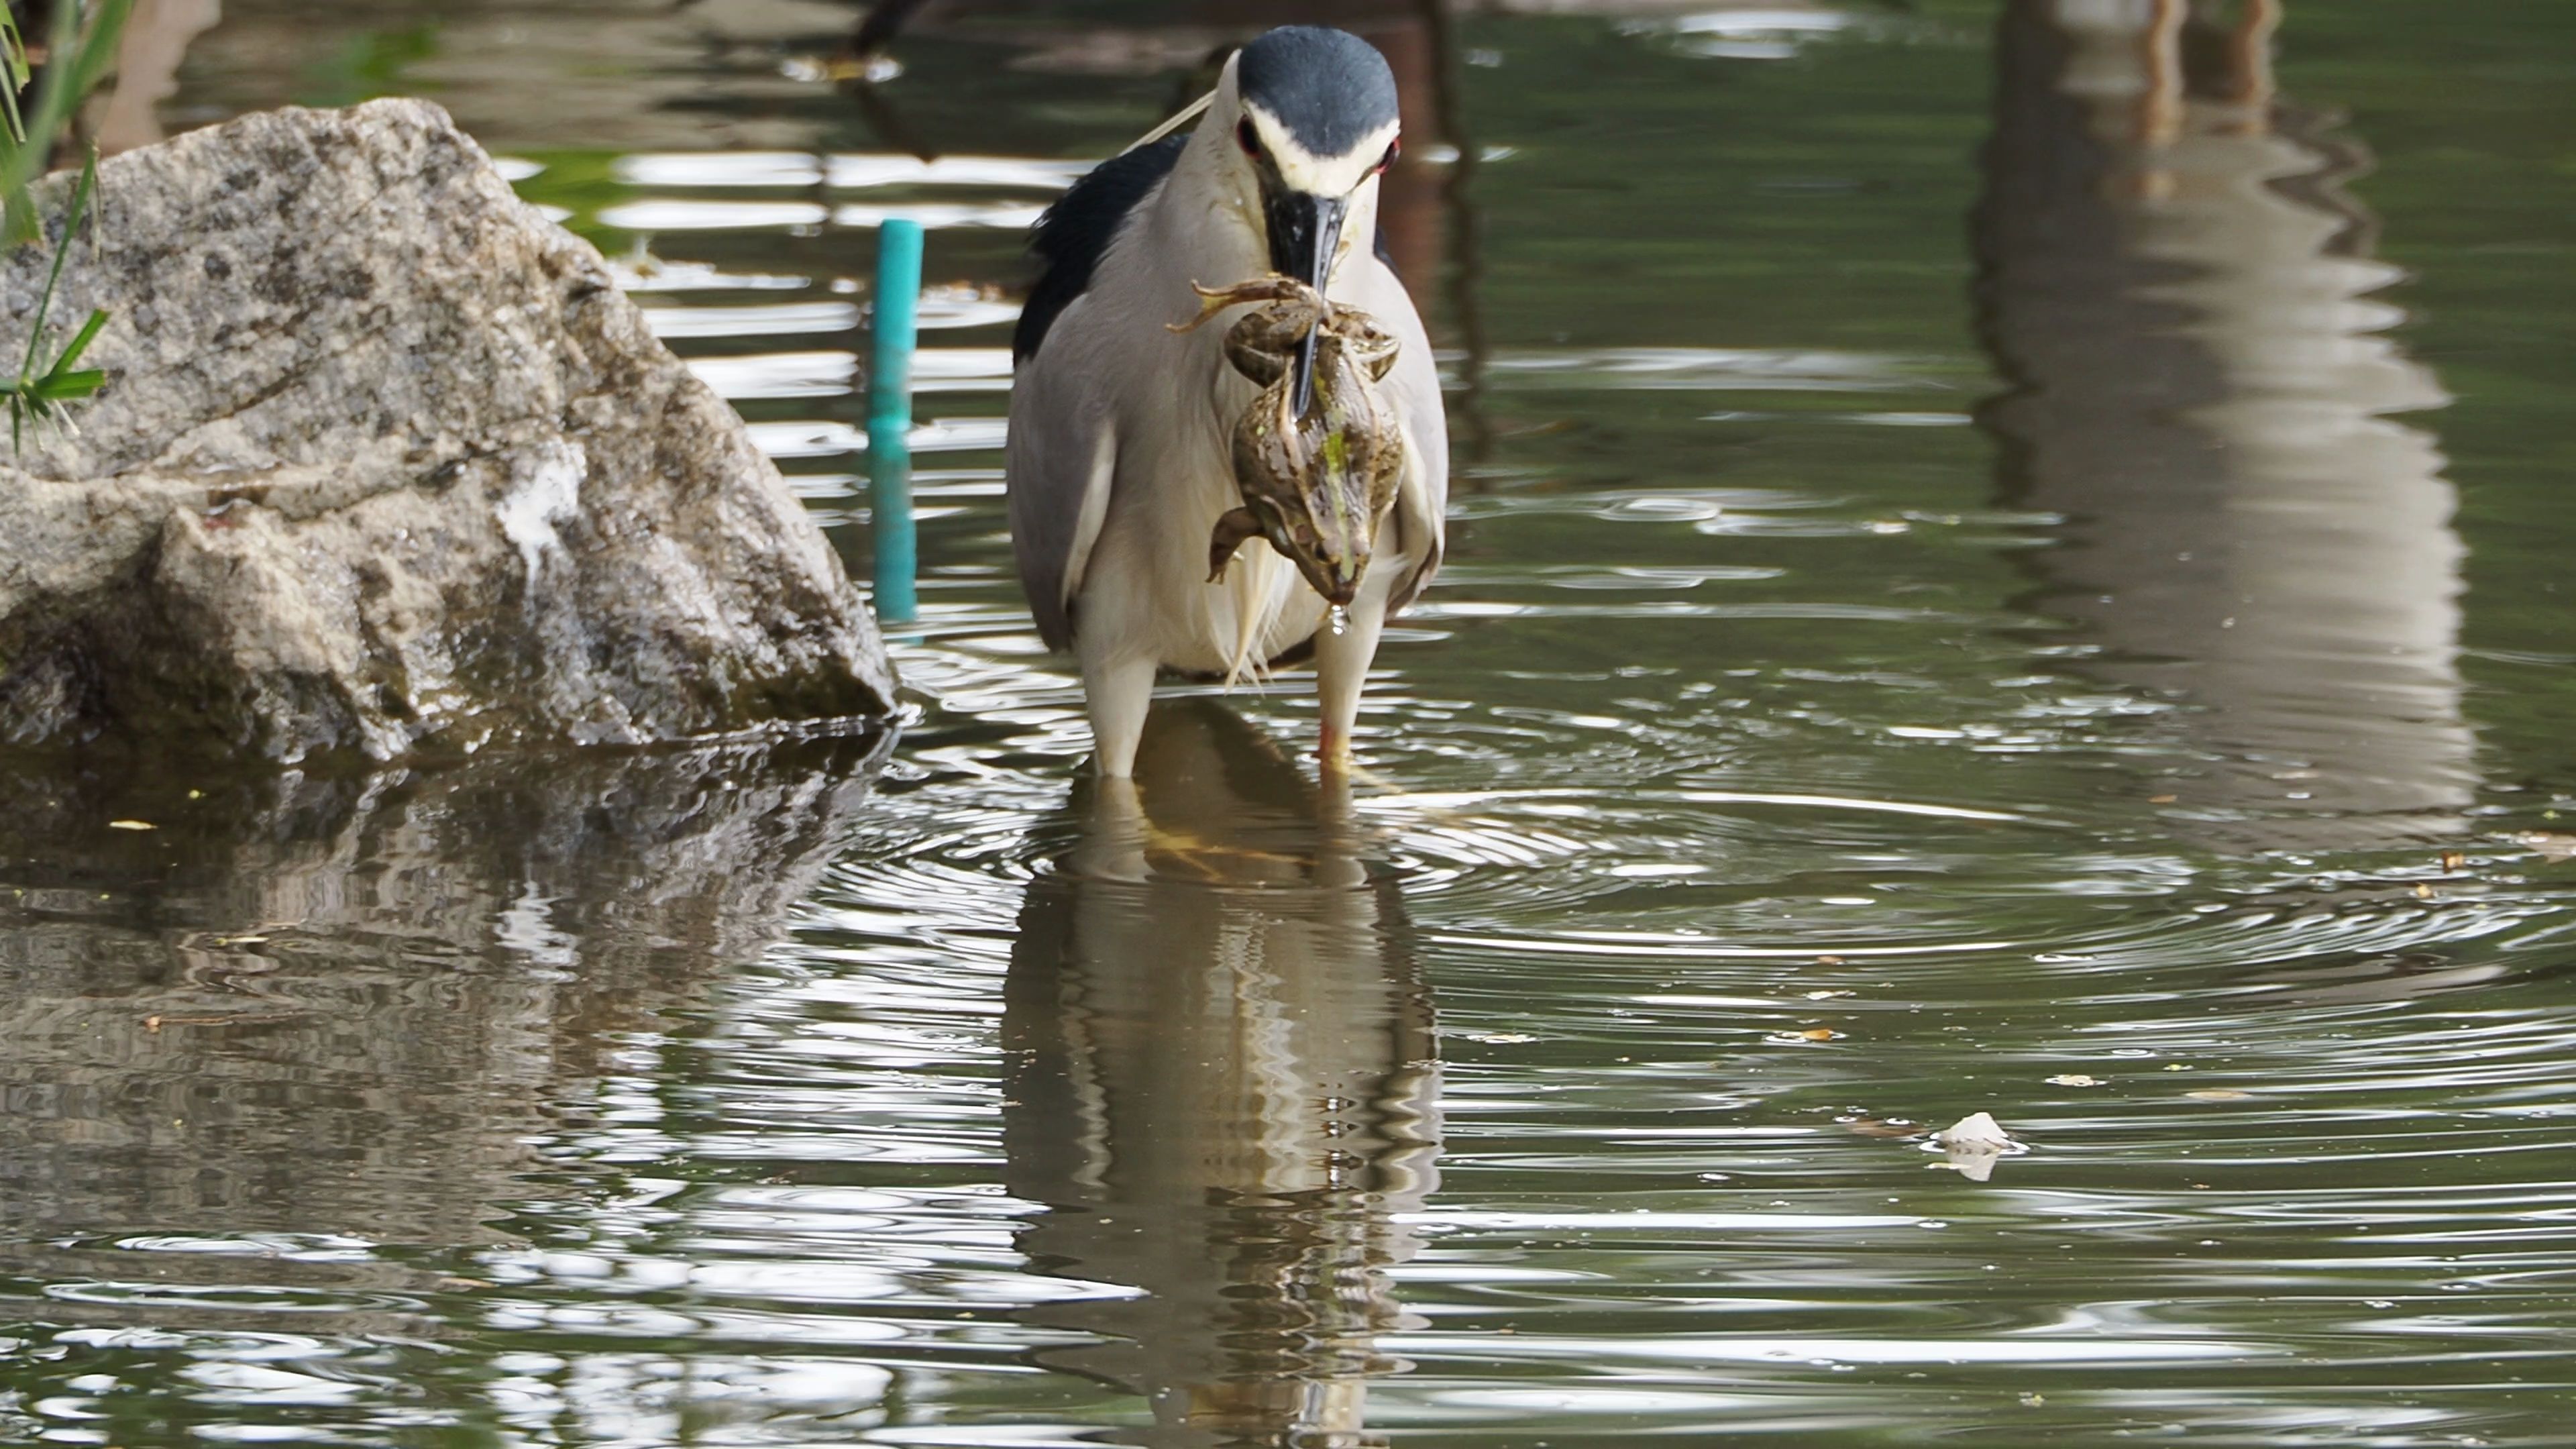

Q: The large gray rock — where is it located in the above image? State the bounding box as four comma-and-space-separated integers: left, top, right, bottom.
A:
0, 98, 896, 761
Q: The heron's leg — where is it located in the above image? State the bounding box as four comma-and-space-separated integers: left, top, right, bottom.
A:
1068, 773, 1150, 883
1312, 596, 1387, 773
1081, 647, 1159, 779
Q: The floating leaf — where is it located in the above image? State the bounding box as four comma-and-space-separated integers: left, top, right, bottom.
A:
2516, 831, 2576, 864
2046, 1073, 2102, 1087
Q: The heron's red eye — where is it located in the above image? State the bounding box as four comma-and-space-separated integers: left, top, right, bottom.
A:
1375, 137, 1401, 174
1236, 117, 1264, 160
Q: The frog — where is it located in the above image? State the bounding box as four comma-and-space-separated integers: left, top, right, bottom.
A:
1170, 274, 1406, 608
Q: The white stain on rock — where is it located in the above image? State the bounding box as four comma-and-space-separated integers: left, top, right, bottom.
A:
498, 441, 587, 586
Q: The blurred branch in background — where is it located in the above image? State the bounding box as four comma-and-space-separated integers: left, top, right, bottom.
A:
1, 0, 128, 447
1415, 0, 1493, 471
87, 0, 219, 154
851, 0, 934, 68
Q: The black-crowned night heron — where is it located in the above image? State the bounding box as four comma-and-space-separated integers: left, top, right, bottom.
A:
1007, 25, 1448, 778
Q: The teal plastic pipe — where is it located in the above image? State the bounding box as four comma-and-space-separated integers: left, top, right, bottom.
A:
868, 219, 923, 623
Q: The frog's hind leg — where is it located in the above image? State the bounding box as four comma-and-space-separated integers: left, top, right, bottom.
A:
1206, 506, 1261, 583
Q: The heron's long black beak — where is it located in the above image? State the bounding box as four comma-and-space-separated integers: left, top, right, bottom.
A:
1263, 188, 1348, 419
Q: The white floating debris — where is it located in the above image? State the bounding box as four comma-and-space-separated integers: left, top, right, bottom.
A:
1926, 1112, 2025, 1182
1935, 1112, 2015, 1152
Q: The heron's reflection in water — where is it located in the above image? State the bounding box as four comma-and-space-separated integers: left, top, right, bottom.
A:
1002, 701, 1440, 1448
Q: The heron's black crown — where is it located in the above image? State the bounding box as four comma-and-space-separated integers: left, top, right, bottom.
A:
1236, 27, 1399, 160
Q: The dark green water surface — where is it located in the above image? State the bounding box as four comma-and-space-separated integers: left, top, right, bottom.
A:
5, 2, 2575, 1444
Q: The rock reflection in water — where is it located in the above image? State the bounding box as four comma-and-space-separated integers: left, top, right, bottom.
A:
1976, 0, 2476, 843
1003, 702, 1439, 1449
0, 735, 886, 1289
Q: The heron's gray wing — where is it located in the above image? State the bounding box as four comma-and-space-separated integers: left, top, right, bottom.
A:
1008, 137, 1187, 650
1006, 315, 1118, 651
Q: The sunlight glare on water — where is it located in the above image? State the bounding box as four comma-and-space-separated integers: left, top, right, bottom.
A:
3, 2, 2575, 1446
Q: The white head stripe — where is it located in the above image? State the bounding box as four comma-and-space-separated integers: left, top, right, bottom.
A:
1242, 104, 1399, 196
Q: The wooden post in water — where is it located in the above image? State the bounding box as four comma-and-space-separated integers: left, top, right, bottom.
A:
868, 218, 922, 623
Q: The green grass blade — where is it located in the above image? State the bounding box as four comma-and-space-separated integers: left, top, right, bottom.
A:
32, 368, 105, 402
50, 307, 109, 374
3, 0, 131, 204
20, 146, 98, 380
2, 2, 127, 451
60, 0, 133, 107
0, 13, 30, 146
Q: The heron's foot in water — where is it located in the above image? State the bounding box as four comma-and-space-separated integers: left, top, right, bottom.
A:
1206, 506, 1263, 583
1316, 726, 1397, 789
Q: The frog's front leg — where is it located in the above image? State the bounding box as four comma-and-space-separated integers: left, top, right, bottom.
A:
1206, 506, 1264, 584
1171, 278, 1328, 386
1338, 313, 1403, 383
1221, 306, 1318, 386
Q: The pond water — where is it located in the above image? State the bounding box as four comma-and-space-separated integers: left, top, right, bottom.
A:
7, 1, 2576, 1444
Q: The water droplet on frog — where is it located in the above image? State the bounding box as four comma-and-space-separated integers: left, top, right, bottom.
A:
1328, 604, 1350, 637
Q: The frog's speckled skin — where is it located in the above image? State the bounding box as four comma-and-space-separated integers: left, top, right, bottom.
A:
1173, 276, 1404, 607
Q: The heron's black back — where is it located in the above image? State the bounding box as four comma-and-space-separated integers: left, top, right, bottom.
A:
1014, 133, 1188, 365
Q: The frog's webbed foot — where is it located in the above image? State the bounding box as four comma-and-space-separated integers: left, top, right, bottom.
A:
1207, 506, 1263, 583
1169, 282, 1244, 335
1167, 276, 1325, 333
